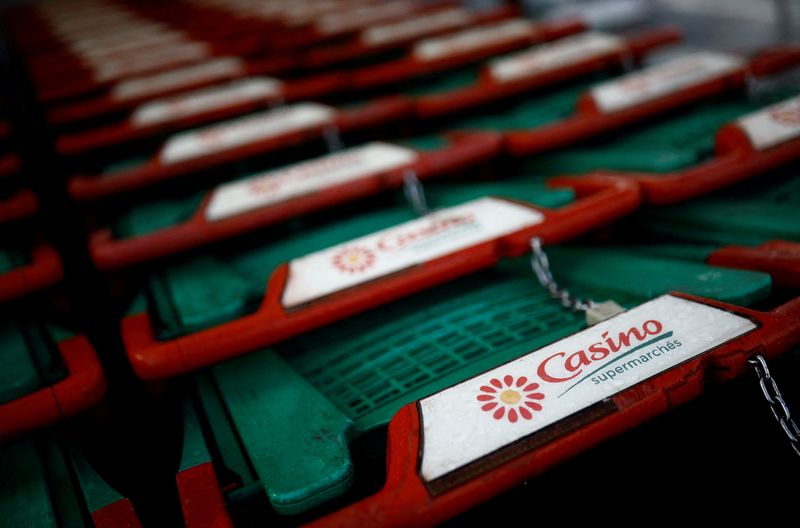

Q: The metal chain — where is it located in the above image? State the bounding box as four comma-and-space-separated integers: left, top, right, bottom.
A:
323, 124, 345, 153
529, 237, 596, 312
402, 169, 430, 216
747, 354, 800, 456
621, 49, 636, 73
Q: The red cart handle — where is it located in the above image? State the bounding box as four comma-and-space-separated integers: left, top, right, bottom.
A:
40, 53, 295, 107
0, 154, 20, 180
264, 0, 461, 52
600, 93, 800, 204
0, 334, 106, 442
308, 293, 800, 527
123, 174, 640, 380
303, 5, 519, 70
415, 26, 681, 119
351, 16, 588, 91
0, 189, 37, 225
0, 244, 63, 304
92, 499, 144, 528
52, 69, 346, 142
709, 241, 800, 289
67, 96, 412, 202
505, 46, 800, 157
176, 462, 234, 528
89, 131, 503, 270
49, 8, 468, 123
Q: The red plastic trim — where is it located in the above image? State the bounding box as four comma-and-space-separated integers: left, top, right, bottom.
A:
626, 124, 800, 204
38, 55, 297, 107
51, 70, 345, 138
177, 462, 234, 528
0, 154, 20, 180
351, 17, 588, 92
303, 6, 519, 70
89, 131, 503, 270
414, 27, 682, 119
92, 499, 144, 528
30, 2, 455, 104
0, 334, 107, 441
308, 293, 800, 527
709, 241, 800, 289
0, 189, 37, 225
0, 244, 63, 304
67, 96, 412, 202
505, 47, 800, 160
122, 174, 641, 380
258, 1, 460, 53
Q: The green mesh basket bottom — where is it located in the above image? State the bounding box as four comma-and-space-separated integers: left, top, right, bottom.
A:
283, 262, 584, 430
206, 246, 771, 515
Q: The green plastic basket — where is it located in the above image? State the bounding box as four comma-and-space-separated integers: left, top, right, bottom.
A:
197, 246, 770, 515
117, 81, 783, 249
0, 246, 29, 275
0, 436, 130, 527
144, 178, 575, 340
637, 169, 800, 246
0, 321, 68, 405
112, 133, 457, 240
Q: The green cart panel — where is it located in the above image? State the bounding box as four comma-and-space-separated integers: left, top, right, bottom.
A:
639, 170, 800, 246
202, 246, 770, 514
0, 322, 68, 405
146, 179, 574, 339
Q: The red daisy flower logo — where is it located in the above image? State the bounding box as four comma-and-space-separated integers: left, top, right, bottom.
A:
770, 101, 800, 127
477, 375, 545, 423
332, 246, 376, 274
248, 176, 282, 195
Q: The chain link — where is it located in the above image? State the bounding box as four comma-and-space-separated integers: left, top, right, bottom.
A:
621, 49, 636, 73
529, 237, 596, 312
748, 354, 800, 457
323, 124, 344, 153
402, 169, 430, 216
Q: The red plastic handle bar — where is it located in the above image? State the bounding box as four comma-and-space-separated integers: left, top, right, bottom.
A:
55, 72, 349, 153
67, 96, 412, 202
39, 54, 296, 107
37, 2, 455, 108
0, 244, 63, 304
259, 1, 460, 53
89, 132, 503, 270
505, 47, 800, 157
123, 174, 641, 380
710, 241, 800, 289
598, 101, 800, 204
414, 26, 682, 119
351, 16, 588, 92
0, 189, 37, 225
0, 154, 21, 180
177, 462, 234, 528
49, 15, 576, 130
302, 6, 519, 69
51, 70, 345, 137
308, 293, 800, 528
34, 53, 223, 102
92, 499, 144, 528
30, 33, 268, 84
0, 335, 106, 442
